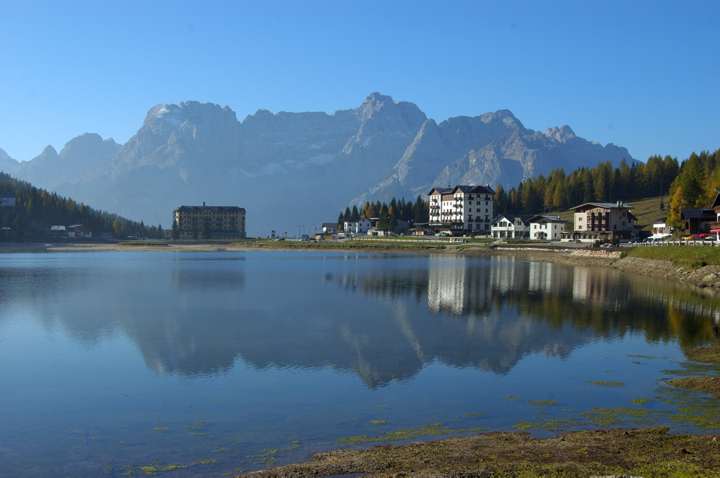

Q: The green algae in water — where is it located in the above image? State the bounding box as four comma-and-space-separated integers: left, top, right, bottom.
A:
505, 394, 520, 400
589, 380, 625, 388
513, 418, 581, 432
627, 354, 659, 360
582, 407, 650, 426
528, 399, 558, 407
339, 422, 484, 445
152, 426, 169, 433
463, 412, 485, 418
631, 398, 651, 405
369, 419, 388, 426
139, 464, 186, 475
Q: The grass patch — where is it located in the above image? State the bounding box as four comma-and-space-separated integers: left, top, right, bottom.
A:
626, 246, 720, 268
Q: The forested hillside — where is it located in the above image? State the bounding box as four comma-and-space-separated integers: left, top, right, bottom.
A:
668, 149, 720, 226
0, 172, 162, 241
340, 150, 719, 231
494, 155, 679, 214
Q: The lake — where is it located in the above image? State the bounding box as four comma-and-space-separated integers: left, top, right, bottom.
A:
1, 251, 719, 477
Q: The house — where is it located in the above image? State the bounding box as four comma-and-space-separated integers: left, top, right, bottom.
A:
321, 223, 338, 234
680, 208, 716, 235
173, 203, 246, 239
66, 224, 92, 239
428, 185, 494, 235
650, 222, 672, 240
713, 191, 720, 223
566, 201, 638, 242
343, 219, 371, 235
528, 215, 566, 241
491, 215, 530, 239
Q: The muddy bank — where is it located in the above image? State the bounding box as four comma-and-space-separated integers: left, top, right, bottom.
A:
241, 427, 720, 477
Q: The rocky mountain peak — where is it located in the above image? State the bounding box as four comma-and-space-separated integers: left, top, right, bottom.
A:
144, 101, 238, 127
544, 125, 577, 143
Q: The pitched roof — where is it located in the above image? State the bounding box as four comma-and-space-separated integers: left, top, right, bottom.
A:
528, 214, 565, 224
428, 187, 453, 195
452, 185, 495, 194
681, 208, 716, 220
428, 185, 495, 195
570, 202, 632, 211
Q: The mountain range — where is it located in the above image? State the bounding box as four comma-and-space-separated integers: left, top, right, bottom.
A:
0, 93, 634, 235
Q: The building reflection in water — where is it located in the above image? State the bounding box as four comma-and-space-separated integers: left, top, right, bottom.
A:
1, 253, 719, 387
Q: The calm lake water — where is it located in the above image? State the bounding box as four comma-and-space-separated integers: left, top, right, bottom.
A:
1, 251, 720, 477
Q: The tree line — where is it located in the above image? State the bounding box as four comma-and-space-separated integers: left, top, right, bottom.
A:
337, 197, 429, 231
668, 149, 720, 226
0, 172, 163, 241
495, 155, 680, 215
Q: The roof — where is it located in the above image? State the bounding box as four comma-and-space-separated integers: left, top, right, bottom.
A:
681, 208, 716, 220
175, 205, 245, 212
570, 202, 632, 211
321, 222, 337, 227
451, 185, 495, 194
528, 214, 565, 224
428, 185, 495, 195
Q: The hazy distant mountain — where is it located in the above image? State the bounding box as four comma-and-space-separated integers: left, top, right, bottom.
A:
15, 134, 121, 190
5, 93, 634, 235
0, 147, 18, 174
352, 112, 633, 205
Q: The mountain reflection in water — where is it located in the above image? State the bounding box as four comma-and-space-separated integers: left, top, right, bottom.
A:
0, 252, 717, 388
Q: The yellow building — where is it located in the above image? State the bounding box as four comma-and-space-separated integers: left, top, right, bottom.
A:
173, 203, 246, 239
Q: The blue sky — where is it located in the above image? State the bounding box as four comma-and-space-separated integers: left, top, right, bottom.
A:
1, 0, 718, 162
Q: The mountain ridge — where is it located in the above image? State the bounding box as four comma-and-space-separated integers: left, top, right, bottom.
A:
0, 93, 634, 234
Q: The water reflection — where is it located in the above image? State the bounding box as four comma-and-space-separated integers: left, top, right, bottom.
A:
0, 252, 718, 387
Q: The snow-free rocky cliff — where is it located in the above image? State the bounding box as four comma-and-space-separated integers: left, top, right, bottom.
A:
0, 93, 633, 234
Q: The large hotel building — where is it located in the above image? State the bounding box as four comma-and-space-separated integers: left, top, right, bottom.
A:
428, 185, 495, 234
173, 203, 246, 239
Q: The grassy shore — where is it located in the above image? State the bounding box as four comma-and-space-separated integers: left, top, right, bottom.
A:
626, 245, 720, 267
242, 427, 720, 477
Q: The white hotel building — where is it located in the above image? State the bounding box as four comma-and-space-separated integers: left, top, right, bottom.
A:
428, 185, 495, 234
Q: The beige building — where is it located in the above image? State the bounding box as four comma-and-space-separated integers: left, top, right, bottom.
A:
173, 203, 246, 239
568, 201, 637, 242
428, 185, 494, 234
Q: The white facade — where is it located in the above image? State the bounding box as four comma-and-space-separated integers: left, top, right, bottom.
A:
343, 219, 371, 235
651, 222, 672, 240
491, 215, 529, 239
529, 216, 565, 241
428, 185, 494, 234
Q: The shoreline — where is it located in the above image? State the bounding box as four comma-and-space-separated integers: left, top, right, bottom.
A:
5, 240, 717, 296
240, 427, 720, 477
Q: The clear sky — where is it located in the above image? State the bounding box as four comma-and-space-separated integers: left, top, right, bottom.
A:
1, 0, 718, 162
